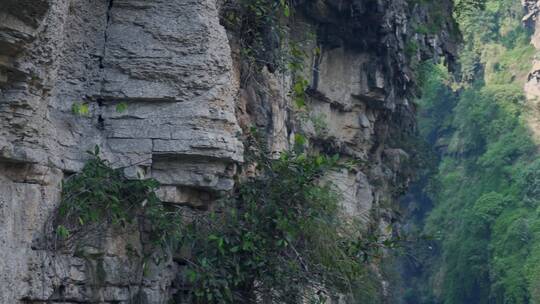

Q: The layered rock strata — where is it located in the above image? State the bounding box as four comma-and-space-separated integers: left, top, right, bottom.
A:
0, 0, 456, 302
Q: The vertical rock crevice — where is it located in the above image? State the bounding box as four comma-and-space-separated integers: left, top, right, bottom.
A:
99, 0, 114, 70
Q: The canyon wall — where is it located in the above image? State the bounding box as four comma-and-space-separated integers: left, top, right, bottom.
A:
0, 0, 456, 303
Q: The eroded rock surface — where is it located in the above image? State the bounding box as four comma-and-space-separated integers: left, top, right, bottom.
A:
522, 0, 540, 144
0, 0, 456, 302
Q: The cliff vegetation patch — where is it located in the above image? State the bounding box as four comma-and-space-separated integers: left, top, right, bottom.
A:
55, 138, 391, 303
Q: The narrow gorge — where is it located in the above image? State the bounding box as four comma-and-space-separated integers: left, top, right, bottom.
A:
400, 0, 540, 303
1, 0, 539, 303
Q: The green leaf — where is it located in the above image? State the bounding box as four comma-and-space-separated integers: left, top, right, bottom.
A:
294, 133, 306, 147
115, 102, 128, 113
71, 103, 80, 115
295, 97, 305, 108
56, 225, 70, 239
293, 81, 305, 95
187, 269, 198, 282
72, 103, 90, 116
283, 5, 290, 17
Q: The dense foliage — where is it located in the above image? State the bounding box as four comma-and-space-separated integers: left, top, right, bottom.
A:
56, 141, 389, 303
184, 150, 384, 303
55, 147, 183, 251
221, 0, 294, 74
404, 0, 540, 303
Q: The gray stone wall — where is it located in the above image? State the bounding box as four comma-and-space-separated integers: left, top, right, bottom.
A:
0, 0, 456, 302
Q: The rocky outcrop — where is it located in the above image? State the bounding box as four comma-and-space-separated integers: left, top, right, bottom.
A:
0, 0, 456, 303
1, 1, 242, 302
522, 0, 540, 144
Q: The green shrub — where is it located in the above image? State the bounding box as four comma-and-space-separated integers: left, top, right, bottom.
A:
55, 146, 183, 251
56, 141, 393, 303
183, 149, 384, 303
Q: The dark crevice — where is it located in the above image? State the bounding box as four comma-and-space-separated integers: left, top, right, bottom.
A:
97, 115, 105, 130
311, 42, 323, 91
96, 0, 113, 129
98, 0, 114, 69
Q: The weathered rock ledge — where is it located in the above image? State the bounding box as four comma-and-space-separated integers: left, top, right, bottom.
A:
0, 0, 456, 302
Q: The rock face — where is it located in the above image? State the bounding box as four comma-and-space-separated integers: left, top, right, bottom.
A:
522, 0, 540, 144
0, 0, 456, 303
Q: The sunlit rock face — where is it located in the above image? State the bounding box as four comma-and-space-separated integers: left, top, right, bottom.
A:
0, 0, 456, 302
522, 0, 540, 144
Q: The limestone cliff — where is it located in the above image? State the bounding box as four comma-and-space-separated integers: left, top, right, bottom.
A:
523, 0, 540, 144
0, 0, 456, 303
